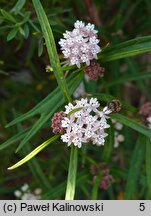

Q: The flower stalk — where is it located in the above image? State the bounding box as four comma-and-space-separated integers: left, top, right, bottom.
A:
65, 146, 78, 200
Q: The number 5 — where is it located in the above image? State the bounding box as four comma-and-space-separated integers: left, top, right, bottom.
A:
139, 203, 145, 211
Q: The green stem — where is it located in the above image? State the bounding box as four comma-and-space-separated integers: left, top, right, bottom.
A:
65, 146, 78, 200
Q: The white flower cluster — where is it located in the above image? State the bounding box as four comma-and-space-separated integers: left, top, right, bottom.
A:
14, 184, 42, 200
112, 119, 125, 148
59, 20, 101, 68
61, 98, 112, 148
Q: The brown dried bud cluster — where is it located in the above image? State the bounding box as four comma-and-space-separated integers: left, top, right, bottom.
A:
91, 164, 113, 190
51, 111, 66, 134
100, 173, 113, 190
139, 102, 151, 125
139, 102, 151, 117
84, 60, 104, 80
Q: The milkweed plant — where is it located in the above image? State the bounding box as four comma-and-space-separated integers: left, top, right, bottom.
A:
1, 0, 151, 200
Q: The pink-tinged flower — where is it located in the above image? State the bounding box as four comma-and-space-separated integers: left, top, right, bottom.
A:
59, 20, 101, 68
139, 102, 151, 127
61, 98, 112, 148
91, 164, 113, 190
100, 174, 113, 190
51, 111, 66, 134
139, 102, 151, 117
85, 60, 104, 80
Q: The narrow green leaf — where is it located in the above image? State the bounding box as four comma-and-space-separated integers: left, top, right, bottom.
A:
19, 27, 25, 36
16, 111, 58, 152
146, 137, 151, 197
38, 37, 44, 57
14, 110, 51, 191
32, 0, 71, 102
100, 36, 151, 62
11, 0, 26, 15
125, 135, 145, 199
107, 72, 151, 87
24, 24, 29, 39
5, 72, 82, 128
0, 128, 28, 151
102, 36, 151, 53
8, 135, 60, 170
2, 72, 83, 152
0, 9, 16, 23
112, 113, 151, 138
22, 144, 51, 190
65, 146, 78, 200
7, 28, 18, 41
15, 84, 68, 152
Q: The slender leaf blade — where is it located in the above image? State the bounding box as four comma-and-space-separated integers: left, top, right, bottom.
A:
107, 72, 151, 87
112, 113, 151, 138
7, 28, 18, 41
5, 72, 82, 128
0, 128, 28, 151
100, 36, 151, 62
8, 135, 59, 170
11, 0, 26, 14
22, 144, 51, 190
125, 135, 145, 199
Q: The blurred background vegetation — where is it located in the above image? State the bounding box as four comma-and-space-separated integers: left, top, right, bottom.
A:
0, 0, 151, 200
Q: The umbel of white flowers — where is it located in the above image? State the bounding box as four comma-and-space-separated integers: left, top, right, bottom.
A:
59, 20, 101, 68
14, 184, 42, 200
61, 98, 112, 148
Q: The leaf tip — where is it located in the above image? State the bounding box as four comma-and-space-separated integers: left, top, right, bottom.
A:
7, 166, 14, 170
